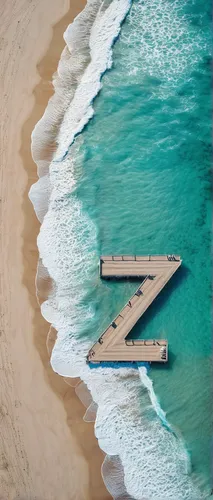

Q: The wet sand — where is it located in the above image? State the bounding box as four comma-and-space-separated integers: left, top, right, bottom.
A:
0, 1, 110, 498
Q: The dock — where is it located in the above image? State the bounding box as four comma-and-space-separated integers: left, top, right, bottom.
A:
87, 255, 181, 364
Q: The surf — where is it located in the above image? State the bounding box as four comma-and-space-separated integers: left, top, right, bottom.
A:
29, 0, 210, 498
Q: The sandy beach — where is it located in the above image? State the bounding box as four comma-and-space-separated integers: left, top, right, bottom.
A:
0, 1, 110, 498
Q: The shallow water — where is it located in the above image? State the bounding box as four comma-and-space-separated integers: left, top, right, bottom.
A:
74, 0, 211, 489
30, 0, 211, 498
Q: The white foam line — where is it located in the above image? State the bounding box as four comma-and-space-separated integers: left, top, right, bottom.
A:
138, 366, 169, 428
54, 0, 132, 162
29, 1, 207, 498
29, 0, 103, 221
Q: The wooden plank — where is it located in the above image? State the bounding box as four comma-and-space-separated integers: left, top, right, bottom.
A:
100, 257, 181, 279
88, 255, 181, 364
101, 255, 181, 262
122, 255, 136, 261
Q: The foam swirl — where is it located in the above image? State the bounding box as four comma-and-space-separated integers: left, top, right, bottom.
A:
29, 1, 207, 498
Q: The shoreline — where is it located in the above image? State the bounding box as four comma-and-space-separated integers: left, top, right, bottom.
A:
1, 1, 110, 498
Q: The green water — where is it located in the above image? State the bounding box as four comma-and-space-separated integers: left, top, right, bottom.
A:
72, 0, 211, 491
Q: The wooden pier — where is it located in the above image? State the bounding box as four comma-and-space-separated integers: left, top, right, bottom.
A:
87, 255, 181, 364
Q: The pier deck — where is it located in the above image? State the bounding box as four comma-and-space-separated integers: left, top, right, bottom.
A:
87, 255, 181, 364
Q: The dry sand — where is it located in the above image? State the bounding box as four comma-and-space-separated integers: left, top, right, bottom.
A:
0, 1, 110, 499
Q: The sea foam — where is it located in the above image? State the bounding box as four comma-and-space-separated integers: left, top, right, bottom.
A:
29, 0, 206, 498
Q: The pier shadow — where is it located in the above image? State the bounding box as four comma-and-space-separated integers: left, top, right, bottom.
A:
19, 2, 109, 499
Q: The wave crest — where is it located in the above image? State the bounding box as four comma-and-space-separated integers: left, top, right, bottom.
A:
29, 1, 206, 499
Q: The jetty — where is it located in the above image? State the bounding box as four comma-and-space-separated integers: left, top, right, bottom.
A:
87, 255, 181, 364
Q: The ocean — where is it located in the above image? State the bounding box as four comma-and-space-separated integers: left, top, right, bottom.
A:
29, 0, 212, 498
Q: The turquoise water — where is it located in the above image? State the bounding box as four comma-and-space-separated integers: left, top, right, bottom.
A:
71, 0, 211, 492
30, 0, 212, 496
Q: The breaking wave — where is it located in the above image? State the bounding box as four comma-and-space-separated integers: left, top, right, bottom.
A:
29, 0, 207, 498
